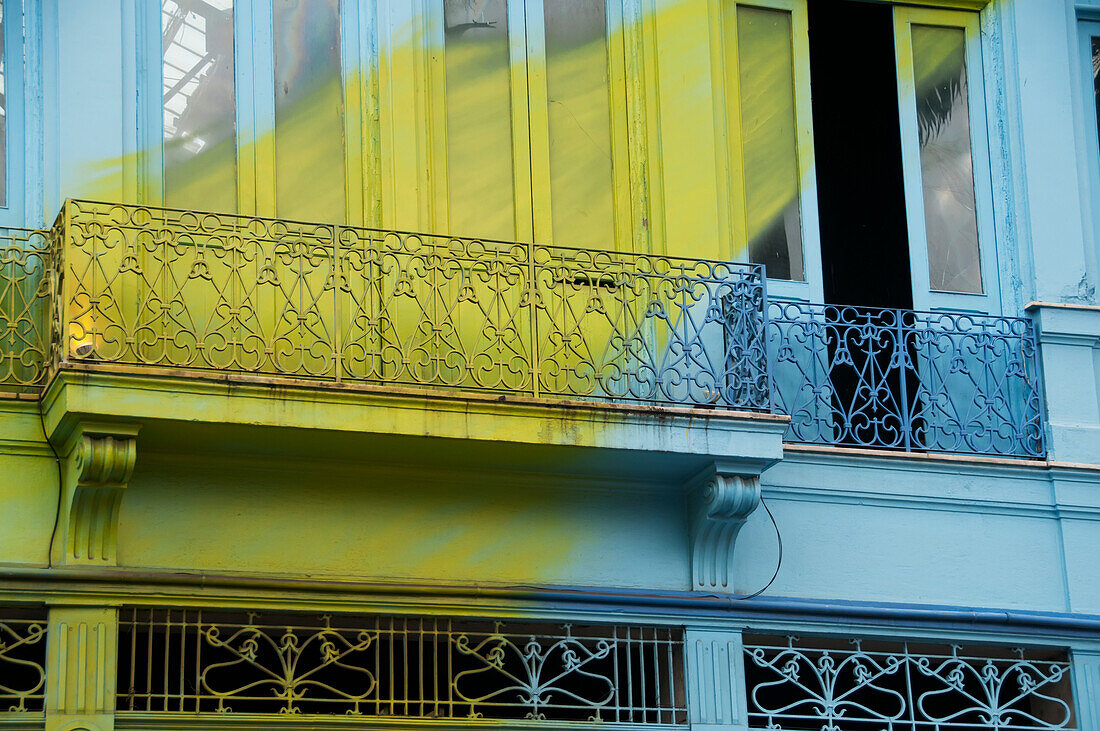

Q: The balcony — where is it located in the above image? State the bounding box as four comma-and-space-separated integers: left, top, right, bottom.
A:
0, 200, 1047, 461
0, 202, 785, 514
25, 200, 767, 407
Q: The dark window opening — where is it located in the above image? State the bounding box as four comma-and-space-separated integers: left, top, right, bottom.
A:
805, 1, 921, 450
807, 0, 912, 310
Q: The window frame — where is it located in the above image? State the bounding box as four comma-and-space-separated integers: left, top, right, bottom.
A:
710, 0, 823, 300
1076, 16, 1100, 300
893, 5, 1000, 314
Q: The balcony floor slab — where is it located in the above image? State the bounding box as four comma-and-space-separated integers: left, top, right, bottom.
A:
42, 364, 787, 485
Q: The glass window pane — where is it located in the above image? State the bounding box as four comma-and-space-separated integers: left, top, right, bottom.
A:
544, 0, 615, 249
444, 0, 515, 240
162, 0, 237, 212
912, 24, 982, 294
736, 5, 803, 281
0, 2, 6, 208
274, 0, 346, 223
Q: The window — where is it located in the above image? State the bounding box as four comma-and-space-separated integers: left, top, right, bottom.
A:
894, 7, 994, 308
157, 0, 376, 223
722, 0, 807, 282
273, 0, 346, 222
906, 23, 982, 293
0, 1, 7, 209
162, 0, 237, 212
0, 0, 27, 224
805, 1, 997, 313
433, 0, 633, 249
1077, 18, 1100, 288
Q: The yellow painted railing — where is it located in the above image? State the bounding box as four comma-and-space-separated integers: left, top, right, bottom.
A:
0, 228, 51, 392
1, 200, 770, 409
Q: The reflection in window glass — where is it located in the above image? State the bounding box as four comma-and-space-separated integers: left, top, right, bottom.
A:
162, 0, 237, 212
444, 0, 515, 240
912, 24, 981, 294
736, 6, 803, 281
0, 3, 6, 208
544, 0, 615, 249
274, 0, 345, 223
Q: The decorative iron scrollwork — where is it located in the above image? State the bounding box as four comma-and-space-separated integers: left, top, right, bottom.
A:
0, 229, 51, 394
200, 617, 378, 715
767, 302, 1046, 457
118, 608, 686, 724
451, 623, 616, 721
38, 199, 768, 411
744, 635, 1074, 730
0, 614, 47, 713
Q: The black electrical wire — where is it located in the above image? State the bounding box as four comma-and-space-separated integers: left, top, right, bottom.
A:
38, 401, 62, 569
734, 495, 783, 601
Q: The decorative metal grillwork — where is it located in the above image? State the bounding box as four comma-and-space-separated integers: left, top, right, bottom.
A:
0, 229, 51, 393
46, 199, 769, 409
118, 608, 686, 724
744, 635, 1075, 731
0, 609, 47, 713
767, 302, 1046, 457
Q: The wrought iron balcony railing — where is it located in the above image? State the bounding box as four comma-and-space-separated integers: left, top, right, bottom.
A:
0, 202, 1051, 458
767, 302, 1046, 458
0, 228, 50, 391
2, 200, 771, 410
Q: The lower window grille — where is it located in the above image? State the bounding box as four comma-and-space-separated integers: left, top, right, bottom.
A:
117, 607, 687, 725
0, 607, 47, 714
743, 634, 1075, 730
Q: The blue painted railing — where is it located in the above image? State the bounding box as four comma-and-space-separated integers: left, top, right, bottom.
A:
766, 302, 1046, 458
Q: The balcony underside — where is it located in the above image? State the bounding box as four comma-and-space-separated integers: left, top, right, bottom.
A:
42, 364, 786, 485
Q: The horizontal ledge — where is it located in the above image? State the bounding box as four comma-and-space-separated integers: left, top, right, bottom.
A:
42, 365, 787, 484
4, 567, 1100, 639
48, 361, 787, 425
113, 712, 669, 731
783, 443, 1089, 471
1025, 301, 1100, 313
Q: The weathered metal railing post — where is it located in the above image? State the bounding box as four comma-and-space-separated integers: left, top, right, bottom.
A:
333, 224, 343, 384
528, 240, 540, 399
758, 265, 774, 414
897, 308, 911, 452
53, 201, 74, 375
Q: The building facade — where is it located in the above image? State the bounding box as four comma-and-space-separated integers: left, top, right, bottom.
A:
1, 0, 1100, 729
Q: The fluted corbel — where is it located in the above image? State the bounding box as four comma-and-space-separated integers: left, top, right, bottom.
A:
689, 467, 761, 592
54, 423, 140, 565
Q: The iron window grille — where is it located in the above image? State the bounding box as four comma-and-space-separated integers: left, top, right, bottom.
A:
0, 607, 47, 714
117, 608, 687, 725
743, 633, 1075, 730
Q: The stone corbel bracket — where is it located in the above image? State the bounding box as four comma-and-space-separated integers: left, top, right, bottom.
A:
689, 463, 762, 592
54, 422, 140, 565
